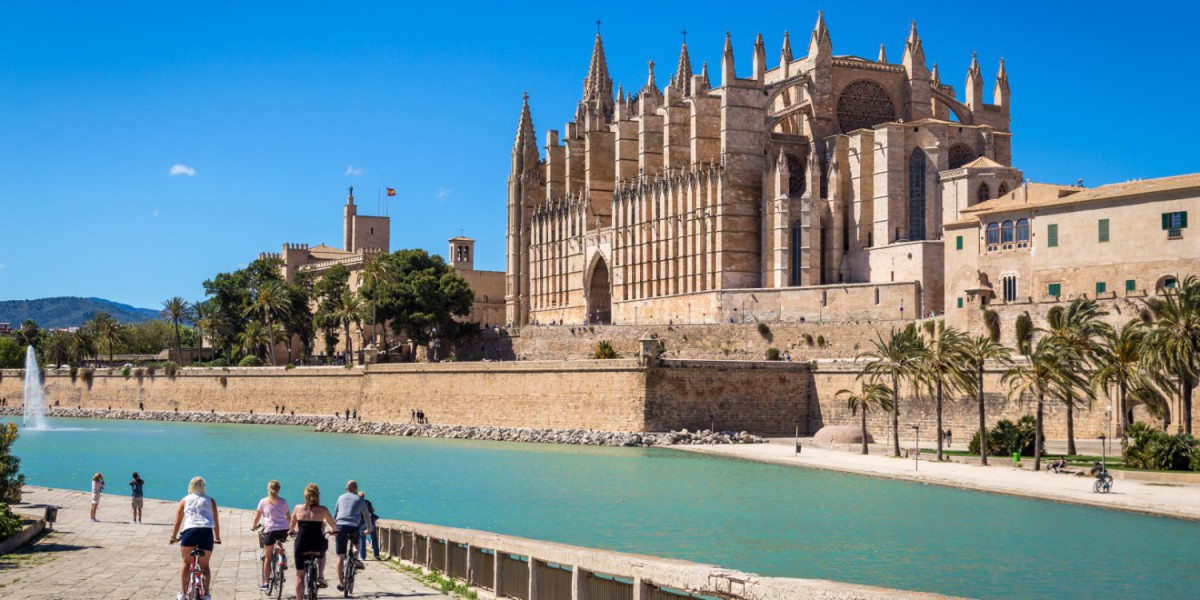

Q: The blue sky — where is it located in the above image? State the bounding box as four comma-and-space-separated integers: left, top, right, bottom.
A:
0, 1, 1196, 309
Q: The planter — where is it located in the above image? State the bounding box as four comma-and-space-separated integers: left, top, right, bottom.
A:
0, 515, 45, 555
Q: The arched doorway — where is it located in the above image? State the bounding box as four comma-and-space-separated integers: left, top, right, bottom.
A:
587, 257, 612, 324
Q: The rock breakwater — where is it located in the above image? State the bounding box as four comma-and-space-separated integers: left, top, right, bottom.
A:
0, 407, 765, 447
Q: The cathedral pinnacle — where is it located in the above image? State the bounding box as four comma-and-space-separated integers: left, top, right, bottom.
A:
878, 43, 888, 63
780, 31, 793, 64
809, 11, 832, 57
968, 51, 982, 79
512, 94, 538, 173
581, 31, 614, 118
931, 62, 940, 85
752, 33, 766, 81
700, 61, 710, 89
902, 20, 926, 75
673, 39, 693, 95
996, 57, 1008, 82
646, 60, 657, 90
721, 31, 736, 85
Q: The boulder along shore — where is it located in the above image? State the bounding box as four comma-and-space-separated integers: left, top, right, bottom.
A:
0, 406, 765, 447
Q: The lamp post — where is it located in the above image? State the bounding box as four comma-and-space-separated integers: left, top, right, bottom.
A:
430, 326, 440, 363
1099, 433, 1107, 472
912, 424, 920, 470
794, 416, 801, 456
1106, 404, 1113, 451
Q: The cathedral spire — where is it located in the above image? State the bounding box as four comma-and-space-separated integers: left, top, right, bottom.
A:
931, 62, 940, 85
994, 57, 1010, 110
877, 43, 888, 63
780, 31, 793, 65
672, 40, 693, 95
902, 20, 927, 76
808, 11, 832, 58
512, 93, 538, 174
645, 60, 658, 91
721, 31, 736, 86
581, 32, 614, 120
966, 51, 984, 110
752, 33, 767, 83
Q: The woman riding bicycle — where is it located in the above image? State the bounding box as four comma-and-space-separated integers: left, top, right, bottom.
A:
251, 480, 290, 591
289, 483, 337, 599
169, 476, 222, 600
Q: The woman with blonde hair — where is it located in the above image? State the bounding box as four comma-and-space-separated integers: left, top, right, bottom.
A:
250, 480, 290, 591
289, 483, 336, 597
169, 476, 222, 600
89, 473, 105, 522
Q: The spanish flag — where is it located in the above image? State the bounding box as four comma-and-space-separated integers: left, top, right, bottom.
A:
386, 188, 396, 197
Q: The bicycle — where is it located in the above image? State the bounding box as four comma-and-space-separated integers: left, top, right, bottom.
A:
299, 551, 324, 600
341, 535, 364, 597
183, 547, 207, 600
255, 525, 287, 599
1093, 472, 1113, 494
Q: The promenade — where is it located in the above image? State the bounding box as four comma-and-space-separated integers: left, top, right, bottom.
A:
3, 487, 433, 600
674, 440, 1200, 520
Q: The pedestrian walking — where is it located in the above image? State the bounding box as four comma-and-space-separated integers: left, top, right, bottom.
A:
90, 473, 105, 522
357, 491, 380, 560
129, 472, 145, 523
945, 428, 953, 448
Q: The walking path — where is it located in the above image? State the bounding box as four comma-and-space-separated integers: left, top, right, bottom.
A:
2, 487, 435, 600
673, 441, 1200, 520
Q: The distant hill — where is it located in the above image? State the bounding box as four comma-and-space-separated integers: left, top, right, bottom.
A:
0, 297, 160, 328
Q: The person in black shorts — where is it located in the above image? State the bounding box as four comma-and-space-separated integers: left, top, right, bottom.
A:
289, 483, 336, 597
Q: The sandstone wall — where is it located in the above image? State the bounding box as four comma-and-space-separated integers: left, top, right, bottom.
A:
646, 360, 809, 435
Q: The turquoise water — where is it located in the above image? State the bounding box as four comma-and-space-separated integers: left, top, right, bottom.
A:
9, 417, 1200, 599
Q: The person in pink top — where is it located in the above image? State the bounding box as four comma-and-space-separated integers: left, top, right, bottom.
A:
250, 480, 290, 591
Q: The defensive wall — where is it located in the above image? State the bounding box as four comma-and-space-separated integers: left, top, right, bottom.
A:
4, 354, 1181, 438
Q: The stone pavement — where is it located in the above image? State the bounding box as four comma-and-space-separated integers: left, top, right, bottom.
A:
3, 487, 438, 600
674, 440, 1200, 520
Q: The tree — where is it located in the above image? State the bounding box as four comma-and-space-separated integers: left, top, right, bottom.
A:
246, 280, 291, 366
238, 321, 271, 360
0, 338, 22, 369
330, 290, 363, 365
90, 312, 125, 365
1093, 319, 1170, 439
15, 320, 39, 351
1143, 275, 1200, 435
916, 325, 972, 461
1003, 337, 1084, 470
859, 325, 926, 457
837, 383, 893, 455
357, 252, 396, 351
42, 331, 72, 367
313, 264, 352, 363
376, 249, 474, 356
1045, 298, 1109, 453
962, 334, 1013, 465
69, 329, 96, 366
161, 297, 193, 365
0, 423, 25, 504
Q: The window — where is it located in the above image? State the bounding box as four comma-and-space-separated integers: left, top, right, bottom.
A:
1048, 283, 1062, 298
997, 182, 1010, 196
957, 297, 964, 308
836, 80, 897, 133
1047, 224, 1058, 247
948, 144, 977, 169
976, 182, 990, 204
1016, 218, 1030, 245
1098, 219, 1109, 243
986, 223, 1000, 248
908, 149, 927, 240
1162, 211, 1188, 238
789, 222, 803, 286
1126, 279, 1137, 292
874, 288, 880, 305
1001, 220, 1015, 245
1096, 281, 1107, 295
956, 235, 963, 250
1002, 275, 1018, 302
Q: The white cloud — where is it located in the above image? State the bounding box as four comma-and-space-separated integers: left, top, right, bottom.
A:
152, 210, 160, 218
169, 164, 197, 177
435, 187, 451, 200
344, 165, 364, 176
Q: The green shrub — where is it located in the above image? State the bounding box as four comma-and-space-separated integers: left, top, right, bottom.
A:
983, 309, 1001, 343
816, 335, 826, 348
121, 365, 131, 379
803, 333, 814, 346
207, 358, 228, 367
0, 423, 25, 505
285, 363, 296, 370
70, 365, 79, 383
922, 320, 935, 337
80, 367, 94, 388
592, 341, 618, 360
218, 375, 228, 388
756, 323, 771, 338
969, 416, 1041, 457
238, 355, 264, 367
765, 347, 780, 361
1015, 313, 1034, 355
1125, 423, 1197, 471
164, 361, 179, 378
146, 364, 158, 377
0, 503, 21, 539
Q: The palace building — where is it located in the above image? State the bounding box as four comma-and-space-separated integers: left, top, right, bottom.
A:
505, 14, 1022, 326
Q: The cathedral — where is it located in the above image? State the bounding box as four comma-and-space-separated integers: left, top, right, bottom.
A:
505, 14, 1019, 326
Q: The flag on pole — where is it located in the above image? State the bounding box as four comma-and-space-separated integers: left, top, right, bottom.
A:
386, 188, 396, 196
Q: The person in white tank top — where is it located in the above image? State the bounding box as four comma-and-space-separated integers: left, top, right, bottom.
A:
169, 476, 222, 600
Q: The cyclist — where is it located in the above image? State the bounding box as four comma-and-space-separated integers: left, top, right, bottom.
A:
169, 476, 222, 600
1089, 461, 1106, 478
333, 480, 373, 592
290, 483, 336, 599
251, 480, 291, 591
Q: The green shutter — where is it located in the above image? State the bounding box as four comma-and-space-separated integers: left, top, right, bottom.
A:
956, 235, 963, 250
1048, 283, 1061, 298
1163, 213, 1171, 230
1098, 219, 1109, 242
1182, 211, 1189, 228
957, 298, 964, 308
1047, 224, 1058, 247
1096, 281, 1106, 295
1126, 279, 1136, 292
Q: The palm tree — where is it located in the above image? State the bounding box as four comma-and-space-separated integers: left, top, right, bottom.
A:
1143, 275, 1200, 435
962, 334, 1013, 465
837, 383, 894, 455
330, 290, 363, 366
93, 313, 124, 365
1045, 298, 1109, 453
238, 321, 270, 360
916, 325, 972, 461
357, 253, 395, 351
1093, 319, 1169, 439
69, 330, 95, 366
43, 332, 72, 367
859, 325, 925, 457
246, 280, 291, 366
161, 297, 192, 365
1003, 337, 1084, 470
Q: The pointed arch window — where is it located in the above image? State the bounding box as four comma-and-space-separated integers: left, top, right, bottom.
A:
908, 148, 927, 241
790, 221, 803, 286
787, 155, 807, 197
948, 144, 977, 169
976, 182, 990, 204
997, 182, 1010, 197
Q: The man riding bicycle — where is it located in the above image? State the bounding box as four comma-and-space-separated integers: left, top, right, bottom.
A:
333, 480, 373, 593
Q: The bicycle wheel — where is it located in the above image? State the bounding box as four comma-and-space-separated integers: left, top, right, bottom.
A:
274, 556, 285, 600
343, 563, 354, 597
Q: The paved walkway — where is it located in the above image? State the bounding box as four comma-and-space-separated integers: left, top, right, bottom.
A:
3, 487, 436, 600
673, 440, 1200, 520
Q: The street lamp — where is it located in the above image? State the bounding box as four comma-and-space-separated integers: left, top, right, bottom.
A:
430, 326, 440, 362
912, 424, 920, 471
1098, 433, 1107, 472
794, 416, 801, 456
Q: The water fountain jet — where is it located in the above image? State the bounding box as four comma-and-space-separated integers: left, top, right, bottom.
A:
23, 345, 47, 430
